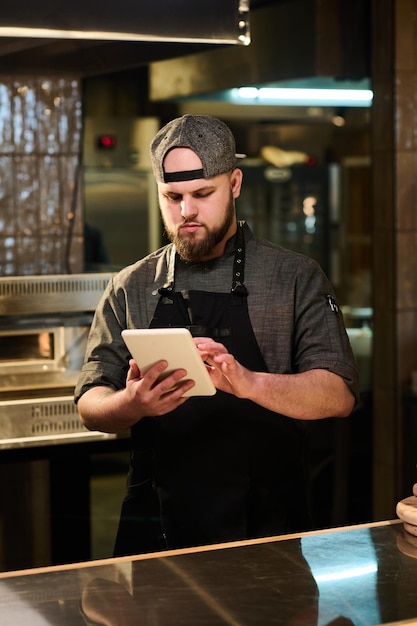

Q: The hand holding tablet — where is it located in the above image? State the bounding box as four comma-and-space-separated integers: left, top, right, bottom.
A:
121, 328, 216, 397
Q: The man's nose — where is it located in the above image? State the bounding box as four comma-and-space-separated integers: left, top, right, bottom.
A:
180, 198, 196, 218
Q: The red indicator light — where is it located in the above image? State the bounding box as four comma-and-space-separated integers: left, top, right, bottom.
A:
96, 135, 116, 149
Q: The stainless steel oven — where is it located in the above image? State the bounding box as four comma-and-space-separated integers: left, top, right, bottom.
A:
0, 273, 116, 449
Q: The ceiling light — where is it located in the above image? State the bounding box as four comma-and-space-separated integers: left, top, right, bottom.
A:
0, 27, 249, 43
235, 86, 373, 107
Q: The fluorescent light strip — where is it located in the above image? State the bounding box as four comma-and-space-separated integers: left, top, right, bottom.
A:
0, 27, 244, 44
236, 87, 373, 107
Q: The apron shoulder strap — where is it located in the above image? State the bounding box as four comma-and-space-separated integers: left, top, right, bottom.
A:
231, 222, 248, 296
158, 245, 176, 298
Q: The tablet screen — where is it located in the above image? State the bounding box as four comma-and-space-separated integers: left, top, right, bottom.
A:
121, 328, 216, 397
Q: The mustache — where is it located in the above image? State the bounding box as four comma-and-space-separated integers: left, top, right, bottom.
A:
178, 220, 205, 229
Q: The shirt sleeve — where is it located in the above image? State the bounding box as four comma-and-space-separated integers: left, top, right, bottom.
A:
74, 277, 131, 403
292, 259, 359, 402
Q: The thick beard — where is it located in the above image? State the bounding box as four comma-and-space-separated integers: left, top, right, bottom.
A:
164, 195, 235, 263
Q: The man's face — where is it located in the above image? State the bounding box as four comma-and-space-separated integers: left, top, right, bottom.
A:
157, 148, 243, 263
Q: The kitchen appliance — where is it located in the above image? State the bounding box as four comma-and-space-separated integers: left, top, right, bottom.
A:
83, 116, 161, 272
0, 273, 116, 449
237, 162, 336, 278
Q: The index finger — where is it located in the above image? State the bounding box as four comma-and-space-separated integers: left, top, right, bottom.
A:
195, 340, 228, 356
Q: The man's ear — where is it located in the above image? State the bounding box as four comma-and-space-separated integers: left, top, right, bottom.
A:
230, 168, 243, 198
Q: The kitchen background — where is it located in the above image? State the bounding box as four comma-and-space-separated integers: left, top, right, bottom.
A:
0, 0, 416, 571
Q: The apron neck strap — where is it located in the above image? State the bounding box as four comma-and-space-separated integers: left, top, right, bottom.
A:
158, 244, 176, 297
231, 222, 248, 296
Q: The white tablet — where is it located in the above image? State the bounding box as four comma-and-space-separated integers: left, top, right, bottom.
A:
121, 328, 216, 397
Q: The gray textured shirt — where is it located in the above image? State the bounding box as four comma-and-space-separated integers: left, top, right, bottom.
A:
75, 222, 359, 403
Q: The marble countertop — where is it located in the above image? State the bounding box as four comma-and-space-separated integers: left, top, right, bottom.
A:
0, 519, 416, 625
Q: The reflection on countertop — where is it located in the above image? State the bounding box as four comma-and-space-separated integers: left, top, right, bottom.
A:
0, 520, 416, 625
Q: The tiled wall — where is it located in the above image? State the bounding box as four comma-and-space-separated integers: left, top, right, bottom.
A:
0, 77, 84, 276
371, 0, 417, 516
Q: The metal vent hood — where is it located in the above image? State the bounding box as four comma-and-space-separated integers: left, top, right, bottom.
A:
0, 0, 250, 76
149, 0, 371, 102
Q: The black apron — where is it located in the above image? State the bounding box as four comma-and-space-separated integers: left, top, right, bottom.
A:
114, 225, 310, 556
